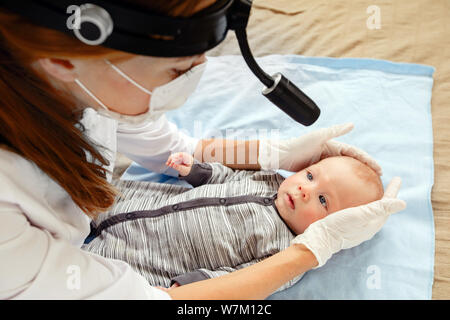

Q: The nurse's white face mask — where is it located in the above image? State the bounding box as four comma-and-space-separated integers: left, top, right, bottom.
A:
74, 59, 207, 125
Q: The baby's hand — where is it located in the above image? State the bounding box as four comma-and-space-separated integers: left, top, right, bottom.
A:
166, 152, 194, 176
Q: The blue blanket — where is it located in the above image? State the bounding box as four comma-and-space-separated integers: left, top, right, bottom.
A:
122, 55, 435, 299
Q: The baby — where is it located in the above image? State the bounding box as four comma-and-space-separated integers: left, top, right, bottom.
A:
83, 152, 383, 291
167, 151, 384, 235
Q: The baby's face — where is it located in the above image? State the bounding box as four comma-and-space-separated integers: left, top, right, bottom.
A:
275, 156, 381, 235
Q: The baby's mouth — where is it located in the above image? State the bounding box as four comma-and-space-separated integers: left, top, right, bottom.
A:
285, 193, 295, 210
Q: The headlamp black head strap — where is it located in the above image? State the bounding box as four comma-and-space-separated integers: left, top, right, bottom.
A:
0, 0, 236, 56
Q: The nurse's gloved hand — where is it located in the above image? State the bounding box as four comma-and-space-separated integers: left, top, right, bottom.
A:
291, 177, 406, 268
258, 123, 383, 175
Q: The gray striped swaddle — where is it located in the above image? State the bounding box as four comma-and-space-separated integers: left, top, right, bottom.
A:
82, 162, 303, 291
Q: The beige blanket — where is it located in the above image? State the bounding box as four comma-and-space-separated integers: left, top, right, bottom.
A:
206, 0, 450, 299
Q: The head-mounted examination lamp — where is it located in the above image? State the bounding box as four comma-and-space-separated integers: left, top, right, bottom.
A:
0, 0, 320, 126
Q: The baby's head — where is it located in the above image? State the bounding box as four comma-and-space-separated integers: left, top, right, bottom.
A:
275, 156, 383, 235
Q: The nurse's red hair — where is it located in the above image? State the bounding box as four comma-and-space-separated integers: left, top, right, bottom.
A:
0, 0, 210, 217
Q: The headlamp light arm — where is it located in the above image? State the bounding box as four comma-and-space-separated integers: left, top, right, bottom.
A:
229, 0, 320, 126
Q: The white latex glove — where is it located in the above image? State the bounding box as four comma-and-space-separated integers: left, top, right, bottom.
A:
291, 177, 406, 268
258, 123, 383, 175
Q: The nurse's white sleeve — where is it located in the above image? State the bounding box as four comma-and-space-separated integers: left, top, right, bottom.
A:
116, 115, 199, 176
0, 203, 171, 300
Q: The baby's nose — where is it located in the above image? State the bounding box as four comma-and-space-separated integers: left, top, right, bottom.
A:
298, 186, 310, 202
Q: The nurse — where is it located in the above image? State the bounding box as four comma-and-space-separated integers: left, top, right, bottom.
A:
0, 0, 406, 299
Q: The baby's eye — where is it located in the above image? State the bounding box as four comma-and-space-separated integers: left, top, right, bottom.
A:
319, 195, 328, 209
306, 172, 313, 181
